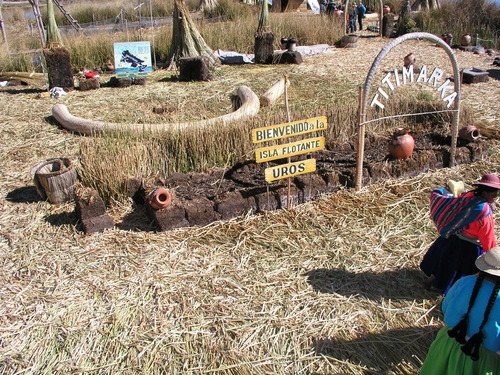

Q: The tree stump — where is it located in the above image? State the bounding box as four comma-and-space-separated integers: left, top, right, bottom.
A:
382, 14, 395, 38
44, 47, 74, 91
254, 32, 275, 64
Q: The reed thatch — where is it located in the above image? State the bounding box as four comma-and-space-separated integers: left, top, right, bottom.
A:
1, 33, 499, 374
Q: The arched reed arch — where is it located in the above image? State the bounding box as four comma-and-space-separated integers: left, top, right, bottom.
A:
355, 32, 461, 190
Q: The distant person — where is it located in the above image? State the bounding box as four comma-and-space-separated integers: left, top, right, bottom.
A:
348, 5, 358, 33
320, 0, 327, 15
357, 2, 366, 30
420, 174, 500, 295
420, 247, 500, 374
326, 0, 337, 16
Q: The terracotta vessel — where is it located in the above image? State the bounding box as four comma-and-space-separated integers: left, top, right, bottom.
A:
460, 34, 471, 46
147, 188, 172, 210
388, 129, 415, 159
441, 33, 453, 46
458, 125, 481, 142
403, 53, 416, 67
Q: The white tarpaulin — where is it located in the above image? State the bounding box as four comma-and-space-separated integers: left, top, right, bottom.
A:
307, 0, 320, 14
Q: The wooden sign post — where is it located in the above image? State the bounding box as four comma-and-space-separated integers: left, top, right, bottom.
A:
252, 116, 327, 207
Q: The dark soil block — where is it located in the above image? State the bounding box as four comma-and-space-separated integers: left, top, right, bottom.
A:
179, 56, 211, 81
75, 187, 107, 220
184, 197, 220, 226
81, 214, 115, 234
74, 186, 114, 234
147, 202, 189, 231
214, 191, 257, 220
268, 51, 303, 64
109, 76, 132, 88
132, 77, 147, 85
43, 47, 75, 91
254, 32, 275, 64
79, 78, 100, 91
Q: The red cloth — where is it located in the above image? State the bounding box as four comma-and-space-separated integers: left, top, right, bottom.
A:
461, 214, 496, 250
84, 71, 99, 78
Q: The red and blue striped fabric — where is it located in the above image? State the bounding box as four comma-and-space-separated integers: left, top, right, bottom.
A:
430, 188, 491, 238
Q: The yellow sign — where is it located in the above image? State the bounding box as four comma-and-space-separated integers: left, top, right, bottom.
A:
256, 137, 325, 163
265, 159, 316, 182
252, 116, 327, 144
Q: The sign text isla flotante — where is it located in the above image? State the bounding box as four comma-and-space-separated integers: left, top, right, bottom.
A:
370, 65, 458, 109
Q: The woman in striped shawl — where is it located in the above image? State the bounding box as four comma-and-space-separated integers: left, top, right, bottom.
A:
420, 174, 500, 294
420, 247, 500, 374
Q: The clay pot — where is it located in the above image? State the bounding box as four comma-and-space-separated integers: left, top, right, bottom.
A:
147, 188, 172, 210
383, 5, 391, 14
403, 53, 416, 67
460, 34, 471, 46
388, 129, 415, 159
441, 33, 453, 46
458, 125, 481, 142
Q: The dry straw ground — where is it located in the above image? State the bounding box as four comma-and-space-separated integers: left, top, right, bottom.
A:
1, 34, 499, 374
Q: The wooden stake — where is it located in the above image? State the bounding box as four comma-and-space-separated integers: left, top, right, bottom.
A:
355, 85, 366, 191
284, 75, 291, 208
0, 0, 8, 50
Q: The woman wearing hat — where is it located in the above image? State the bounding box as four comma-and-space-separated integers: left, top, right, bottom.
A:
420, 247, 500, 374
420, 174, 500, 294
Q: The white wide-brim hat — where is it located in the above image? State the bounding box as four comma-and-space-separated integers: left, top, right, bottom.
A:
476, 247, 500, 277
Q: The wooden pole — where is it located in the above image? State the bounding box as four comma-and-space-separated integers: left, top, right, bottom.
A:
0, 0, 8, 50
149, 0, 157, 69
28, 0, 46, 47
355, 85, 366, 190
284, 75, 291, 208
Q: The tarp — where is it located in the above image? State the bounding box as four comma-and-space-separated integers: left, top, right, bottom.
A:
307, 0, 320, 14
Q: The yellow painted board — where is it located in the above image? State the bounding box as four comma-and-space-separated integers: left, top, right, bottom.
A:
252, 116, 327, 143
256, 137, 325, 163
265, 159, 316, 182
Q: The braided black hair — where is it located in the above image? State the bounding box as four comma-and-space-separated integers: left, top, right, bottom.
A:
448, 273, 485, 344
461, 279, 500, 360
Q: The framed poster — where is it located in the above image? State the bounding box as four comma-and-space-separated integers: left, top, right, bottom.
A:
113, 41, 153, 77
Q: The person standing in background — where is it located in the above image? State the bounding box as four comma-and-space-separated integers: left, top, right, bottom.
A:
357, 2, 366, 30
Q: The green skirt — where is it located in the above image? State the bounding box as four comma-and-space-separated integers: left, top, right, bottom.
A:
420, 326, 500, 375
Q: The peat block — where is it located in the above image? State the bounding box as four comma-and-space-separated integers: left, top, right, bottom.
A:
132, 77, 147, 85
253, 190, 280, 212
74, 186, 114, 234
275, 185, 301, 208
109, 76, 132, 88
147, 202, 189, 231
79, 78, 100, 91
268, 51, 303, 64
75, 187, 107, 220
81, 214, 115, 234
184, 197, 220, 226
214, 191, 257, 220
462, 69, 489, 84
295, 173, 328, 201
179, 56, 211, 82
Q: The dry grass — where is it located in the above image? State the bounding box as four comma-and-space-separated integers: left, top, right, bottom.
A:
1, 34, 500, 374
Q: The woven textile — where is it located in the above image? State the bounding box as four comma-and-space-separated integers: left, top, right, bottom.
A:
430, 189, 491, 238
